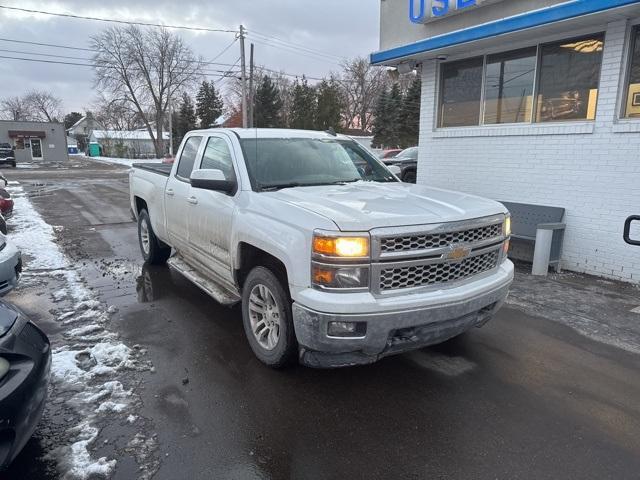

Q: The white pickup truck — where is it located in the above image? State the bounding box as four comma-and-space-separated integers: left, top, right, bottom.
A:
130, 128, 514, 368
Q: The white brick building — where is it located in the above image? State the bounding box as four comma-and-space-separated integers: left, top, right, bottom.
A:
373, 0, 640, 283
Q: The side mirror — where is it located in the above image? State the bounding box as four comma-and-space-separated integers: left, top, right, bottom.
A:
387, 165, 402, 176
190, 169, 236, 194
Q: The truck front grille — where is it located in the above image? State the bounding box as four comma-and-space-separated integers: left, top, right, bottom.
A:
379, 250, 500, 291
380, 223, 501, 254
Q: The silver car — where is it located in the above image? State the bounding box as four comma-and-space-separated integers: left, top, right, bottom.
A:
0, 232, 21, 295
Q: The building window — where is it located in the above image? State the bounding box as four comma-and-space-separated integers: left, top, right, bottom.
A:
439, 57, 484, 127
624, 26, 640, 118
536, 34, 604, 122
437, 33, 605, 128
484, 47, 537, 124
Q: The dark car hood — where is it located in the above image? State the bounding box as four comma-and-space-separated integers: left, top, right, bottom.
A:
0, 301, 19, 338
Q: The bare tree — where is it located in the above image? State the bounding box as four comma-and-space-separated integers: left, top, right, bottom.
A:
91, 25, 203, 157
0, 95, 33, 120
93, 93, 142, 131
337, 57, 388, 132
24, 90, 63, 122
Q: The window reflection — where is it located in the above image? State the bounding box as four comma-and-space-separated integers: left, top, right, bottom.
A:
439, 57, 484, 127
535, 35, 604, 122
484, 47, 537, 124
624, 26, 640, 118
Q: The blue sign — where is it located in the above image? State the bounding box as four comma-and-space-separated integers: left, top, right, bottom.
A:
410, 0, 478, 23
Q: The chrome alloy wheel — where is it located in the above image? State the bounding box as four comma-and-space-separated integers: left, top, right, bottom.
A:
140, 218, 150, 255
248, 283, 281, 351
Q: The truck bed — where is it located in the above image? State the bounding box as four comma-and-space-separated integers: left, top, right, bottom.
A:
132, 162, 172, 177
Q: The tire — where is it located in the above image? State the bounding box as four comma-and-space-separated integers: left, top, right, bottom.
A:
137, 209, 171, 265
241, 266, 297, 368
10, 161, 16, 168
403, 170, 416, 184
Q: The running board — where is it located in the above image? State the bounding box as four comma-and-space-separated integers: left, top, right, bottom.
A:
168, 256, 241, 306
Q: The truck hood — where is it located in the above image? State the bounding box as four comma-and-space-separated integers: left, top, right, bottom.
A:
268, 182, 507, 231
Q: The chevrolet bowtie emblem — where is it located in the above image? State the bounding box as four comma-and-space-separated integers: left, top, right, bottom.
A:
446, 245, 472, 261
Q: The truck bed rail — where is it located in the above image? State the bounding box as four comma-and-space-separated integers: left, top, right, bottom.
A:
132, 162, 172, 177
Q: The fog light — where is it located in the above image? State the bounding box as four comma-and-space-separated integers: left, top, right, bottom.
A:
327, 321, 366, 338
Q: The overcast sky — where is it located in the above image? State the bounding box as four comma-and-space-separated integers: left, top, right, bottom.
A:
0, 1, 380, 114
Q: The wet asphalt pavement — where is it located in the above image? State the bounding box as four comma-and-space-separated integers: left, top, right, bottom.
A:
3, 159, 640, 479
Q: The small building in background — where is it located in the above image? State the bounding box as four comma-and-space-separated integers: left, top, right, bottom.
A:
89, 130, 170, 159
0, 120, 68, 162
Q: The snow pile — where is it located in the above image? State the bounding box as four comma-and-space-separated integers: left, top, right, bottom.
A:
6, 185, 90, 302
8, 184, 155, 479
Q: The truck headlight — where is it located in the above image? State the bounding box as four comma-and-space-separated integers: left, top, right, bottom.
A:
312, 231, 370, 291
0, 357, 9, 381
313, 234, 369, 258
312, 264, 369, 289
503, 215, 511, 237
503, 215, 511, 257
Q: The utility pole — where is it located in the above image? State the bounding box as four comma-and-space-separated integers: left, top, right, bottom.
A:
168, 98, 174, 156
248, 43, 255, 128
239, 24, 248, 128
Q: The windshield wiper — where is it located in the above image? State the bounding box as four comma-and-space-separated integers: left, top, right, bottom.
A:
260, 180, 362, 191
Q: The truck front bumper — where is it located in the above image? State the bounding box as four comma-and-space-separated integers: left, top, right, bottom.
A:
292, 261, 513, 368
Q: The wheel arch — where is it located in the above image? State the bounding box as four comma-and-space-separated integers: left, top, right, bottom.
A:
235, 242, 290, 296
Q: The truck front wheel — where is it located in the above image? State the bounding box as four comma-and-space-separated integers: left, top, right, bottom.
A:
241, 267, 297, 368
137, 209, 171, 265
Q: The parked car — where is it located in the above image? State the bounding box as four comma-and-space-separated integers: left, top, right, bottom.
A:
379, 149, 402, 159
0, 189, 13, 219
0, 232, 21, 295
0, 144, 16, 168
383, 146, 418, 183
0, 301, 51, 469
129, 129, 513, 368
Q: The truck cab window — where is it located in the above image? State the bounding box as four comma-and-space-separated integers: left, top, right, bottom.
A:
176, 136, 202, 180
201, 137, 236, 181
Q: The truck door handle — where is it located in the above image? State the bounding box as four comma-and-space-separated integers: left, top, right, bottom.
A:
166, 188, 174, 196
187, 196, 198, 205
624, 215, 640, 246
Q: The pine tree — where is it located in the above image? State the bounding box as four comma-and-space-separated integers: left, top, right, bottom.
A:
371, 87, 390, 148
176, 92, 196, 145
195, 80, 224, 128
315, 79, 343, 131
399, 76, 421, 148
254, 75, 284, 128
386, 83, 403, 147
289, 77, 317, 130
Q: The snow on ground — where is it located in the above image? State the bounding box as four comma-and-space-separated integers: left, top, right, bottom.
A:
89, 156, 164, 167
7, 183, 156, 479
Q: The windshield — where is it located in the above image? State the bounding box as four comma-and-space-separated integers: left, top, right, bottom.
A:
240, 137, 397, 190
0, 143, 11, 149
396, 147, 418, 160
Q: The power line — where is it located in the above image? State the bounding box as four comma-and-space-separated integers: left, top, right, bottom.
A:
0, 5, 238, 34
250, 38, 341, 66
249, 29, 345, 61
0, 36, 95, 52
0, 54, 238, 77
209, 37, 238, 63
0, 36, 242, 69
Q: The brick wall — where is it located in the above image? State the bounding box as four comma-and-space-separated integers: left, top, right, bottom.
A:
418, 20, 640, 283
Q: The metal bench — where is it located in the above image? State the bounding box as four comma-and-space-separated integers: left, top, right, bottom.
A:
500, 201, 566, 276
